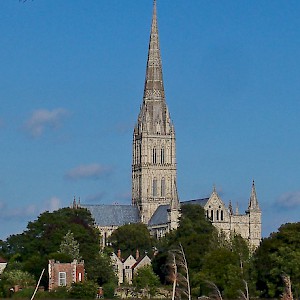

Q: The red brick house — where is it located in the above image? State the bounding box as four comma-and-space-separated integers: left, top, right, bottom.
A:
48, 259, 85, 291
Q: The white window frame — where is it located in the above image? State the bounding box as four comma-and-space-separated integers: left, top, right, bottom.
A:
58, 272, 66, 286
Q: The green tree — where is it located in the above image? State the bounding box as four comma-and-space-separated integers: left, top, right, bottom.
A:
109, 223, 155, 258
87, 252, 117, 286
1, 269, 35, 288
153, 204, 216, 285
133, 265, 160, 297
58, 230, 82, 261
253, 222, 300, 298
4, 207, 100, 287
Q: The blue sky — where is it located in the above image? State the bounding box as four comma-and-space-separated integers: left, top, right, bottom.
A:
0, 1, 299, 240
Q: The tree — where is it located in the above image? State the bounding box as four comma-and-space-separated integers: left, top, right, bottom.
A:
133, 265, 160, 297
1, 269, 35, 288
58, 230, 82, 261
253, 222, 300, 298
87, 252, 117, 286
153, 204, 216, 285
3, 207, 101, 288
108, 223, 155, 258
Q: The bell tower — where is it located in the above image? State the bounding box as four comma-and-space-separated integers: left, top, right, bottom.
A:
132, 0, 179, 224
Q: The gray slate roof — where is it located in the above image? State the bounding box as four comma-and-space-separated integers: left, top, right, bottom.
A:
82, 204, 140, 227
148, 205, 170, 226
181, 198, 209, 207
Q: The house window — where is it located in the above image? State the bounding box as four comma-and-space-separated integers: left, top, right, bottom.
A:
153, 178, 157, 197
59, 272, 66, 286
161, 178, 165, 197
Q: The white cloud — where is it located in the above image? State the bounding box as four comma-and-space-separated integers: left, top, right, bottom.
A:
277, 191, 300, 208
43, 197, 61, 212
24, 108, 69, 137
65, 163, 112, 180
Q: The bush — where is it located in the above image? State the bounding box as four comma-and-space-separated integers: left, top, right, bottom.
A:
103, 281, 117, 298
69, 281, 98, 299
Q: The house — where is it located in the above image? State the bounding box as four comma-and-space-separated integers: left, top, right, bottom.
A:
111, 250, 152, 285
48, 259, 85, 291
0, 257, 7, 275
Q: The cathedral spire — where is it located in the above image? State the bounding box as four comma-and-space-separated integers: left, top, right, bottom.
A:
248, 180, 260, 210
143, 0, 165, 102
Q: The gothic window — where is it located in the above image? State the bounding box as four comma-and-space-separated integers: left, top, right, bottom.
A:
161, 178, 165, 197
139, 175, 142, 197
152, 148, 157, 164
153, 178, 157, 197
221, 210, 224, 221
139, 143, 142, 164
161, 147, 165, 164
216, 210, 219, 221
206, 210, 209, 218
58, 272, 66, 286
210, 210, 214, 221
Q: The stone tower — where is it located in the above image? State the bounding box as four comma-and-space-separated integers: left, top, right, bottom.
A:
247, 180, 262, 248
132, 0, 179, 224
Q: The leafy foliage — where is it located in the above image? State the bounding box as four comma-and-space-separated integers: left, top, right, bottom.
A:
253, 222, 300, 298
3, 207, 100, 287
1, 269, 35, 288
69, 281, 98, 299
133, 265, 160, 296
153, 204, 216, 284
58, 230, 82, 261
108, 223, 155, 258
87, 252, 117, 286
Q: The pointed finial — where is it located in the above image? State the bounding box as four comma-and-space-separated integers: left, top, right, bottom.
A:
249, 179, 260, 210
235, 202, 239, 215
228, 200, 233, 215
213, 184, 216, 193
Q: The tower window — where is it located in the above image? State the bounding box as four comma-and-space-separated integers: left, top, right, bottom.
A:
152, 148, 157, 164
216, 210, 219, 221
221, 210, 224, 221
211, 210, 214, 221
161, 178, 165, 197
153, 178, 157, 197
161, 148, 165, 164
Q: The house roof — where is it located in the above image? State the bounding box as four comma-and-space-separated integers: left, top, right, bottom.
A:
148, 204, 169, 226
132, 255, 151, 269
181, 198, 210, 207
82, 204, 140, 227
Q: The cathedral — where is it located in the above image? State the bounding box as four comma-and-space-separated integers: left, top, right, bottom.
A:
81, 1, 262, 249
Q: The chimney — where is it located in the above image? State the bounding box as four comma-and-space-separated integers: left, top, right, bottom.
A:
117, 249, 121, 259
136, 249, 140, 260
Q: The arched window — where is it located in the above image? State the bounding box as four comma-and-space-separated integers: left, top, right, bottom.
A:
138, 143, 142, 164
216, 210, 219, 221
210, 210, 214, 221
161, 148, 165, 164
221, 210, 224, 221
152, 148, 157, 164
153, 178, 157, 197
161, 178, 165, 197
